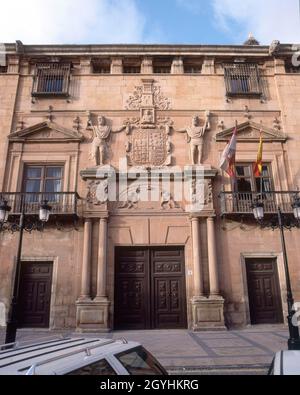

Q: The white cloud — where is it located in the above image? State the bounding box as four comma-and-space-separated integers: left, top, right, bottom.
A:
0, 0, 147, 44
212, 0, 300, 44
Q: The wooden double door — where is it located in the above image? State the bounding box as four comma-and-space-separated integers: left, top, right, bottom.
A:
246, 259, 283, 325
114, 247, 187, 330
18, 262, 53, 328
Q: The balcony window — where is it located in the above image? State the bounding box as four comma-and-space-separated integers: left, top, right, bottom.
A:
32, 63, 71, 97
224, 63, 262, 96
235, 164, 272, 194
23, 165, 63, 203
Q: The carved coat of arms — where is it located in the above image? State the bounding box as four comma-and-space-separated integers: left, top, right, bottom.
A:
125, 79, 173, 168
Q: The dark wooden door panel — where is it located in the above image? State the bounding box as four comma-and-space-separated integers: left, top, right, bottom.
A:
246, 259, 283, 325
115, 247, 187, 330
114, 248, 150, 330
18, 262, 53, 328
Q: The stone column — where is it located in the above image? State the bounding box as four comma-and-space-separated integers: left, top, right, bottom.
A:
207, 217, 220, 296
96, 218, 108, 300
79, 219, 92, 300
191, 217, 203, 296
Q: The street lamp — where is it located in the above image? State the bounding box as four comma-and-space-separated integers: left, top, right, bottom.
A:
1, 196, 52, 345
252, 196, 300, 351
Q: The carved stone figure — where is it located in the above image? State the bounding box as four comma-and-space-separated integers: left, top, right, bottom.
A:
141, 109, 155, 124
161, 191, 180, 210
119, 186, 141, 209
177, 113, 210, 165
89, 115, 126, 166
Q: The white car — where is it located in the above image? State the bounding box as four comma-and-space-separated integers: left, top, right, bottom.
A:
0, 336, 168, 376
268, 351, 300, 375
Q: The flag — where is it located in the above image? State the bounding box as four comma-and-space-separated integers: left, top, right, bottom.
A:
219, 126, 237, 178
254, 134, 263, 177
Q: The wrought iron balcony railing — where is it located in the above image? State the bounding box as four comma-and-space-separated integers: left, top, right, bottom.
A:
220, 191, 299, 216
0, 192, 79, 217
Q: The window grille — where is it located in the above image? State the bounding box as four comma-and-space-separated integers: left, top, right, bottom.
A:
224, 63, 262, 96
32, 63, 71, 96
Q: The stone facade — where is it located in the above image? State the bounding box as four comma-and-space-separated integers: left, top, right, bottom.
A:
0, 41, 300, 331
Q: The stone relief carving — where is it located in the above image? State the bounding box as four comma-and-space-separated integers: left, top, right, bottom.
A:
87, 180, 109, 206
126, 79, 171, 111
176, 112, 211, 165
125, 116, 173, 168
118, 186, 141, 209
190, 179, 213, 211
89, 115, 128, 166
161, 191, 181, 210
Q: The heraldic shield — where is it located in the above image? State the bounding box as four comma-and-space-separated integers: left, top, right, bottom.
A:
130, 128, 168, 167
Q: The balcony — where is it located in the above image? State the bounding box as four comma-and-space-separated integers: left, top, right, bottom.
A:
220, 191, 299, 217
0, 192, 80, 217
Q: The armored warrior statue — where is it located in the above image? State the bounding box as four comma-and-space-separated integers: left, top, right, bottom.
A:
177, 112, 211, 165
89, 115, 127, 166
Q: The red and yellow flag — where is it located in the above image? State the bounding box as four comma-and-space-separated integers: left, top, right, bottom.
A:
254, 134, 263, 177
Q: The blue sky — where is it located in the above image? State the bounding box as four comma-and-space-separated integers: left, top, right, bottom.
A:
0, 0, 299, 45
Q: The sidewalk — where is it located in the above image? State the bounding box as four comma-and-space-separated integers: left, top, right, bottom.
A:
0, 326, 288, 374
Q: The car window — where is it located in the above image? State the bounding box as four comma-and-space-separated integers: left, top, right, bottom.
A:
67, 359, 117, 376
116, 346, 166, 376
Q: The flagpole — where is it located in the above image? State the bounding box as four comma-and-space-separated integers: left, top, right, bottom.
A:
260, 121, 263, 197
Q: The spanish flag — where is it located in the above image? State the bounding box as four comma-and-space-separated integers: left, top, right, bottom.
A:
254, 134, 263, 177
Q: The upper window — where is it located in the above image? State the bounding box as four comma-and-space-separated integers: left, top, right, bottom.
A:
92, 59, 111, 74
235, 164, 273, 194
153, 58, 172, 74
32, 63, 71, 97
224, 63, 262, 96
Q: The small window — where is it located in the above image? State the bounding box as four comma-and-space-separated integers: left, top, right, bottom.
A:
68, 359, 117, 376
92, 60, 111, 74
153, 58, 172, 74
124, 66, 141, 74
224, 63, 262, 96
116, 346, 166, 375
32, 63, 71, 96
184, 65, 202, 74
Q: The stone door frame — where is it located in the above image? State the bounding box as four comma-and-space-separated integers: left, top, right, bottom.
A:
241, 252, 288, 326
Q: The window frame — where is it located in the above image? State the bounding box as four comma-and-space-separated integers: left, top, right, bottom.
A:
235, 163, 274, 194
22, 164, 65, 194
224, 63, 262, 97
32, 63, 71, 97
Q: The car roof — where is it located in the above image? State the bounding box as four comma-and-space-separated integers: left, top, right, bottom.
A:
275, 351, 300, 375
0, 336, 141, 375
